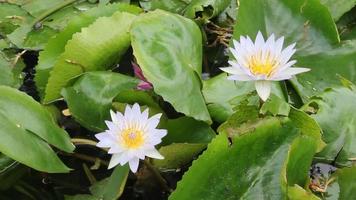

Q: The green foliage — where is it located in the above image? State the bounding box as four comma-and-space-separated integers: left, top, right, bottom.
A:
140, 0, 231, 21
0, 3, 33, 35
0, 86, 73, 172
66, 165, 129, 200
131, 10, 211, 123
303, 87, 356, 166
0, 50, 25, 88
35, 3, 142, 98
161, 116, 216, 145
291, 41, 356, 100
202, 73, 286, 122
153, 143, 206, 169
44, 11, 137, 103
169, 107, 323, 199
1, 0, 356, 198
320, 0, 356, 21
62, 71, 139, 132
325, 167, 356, 200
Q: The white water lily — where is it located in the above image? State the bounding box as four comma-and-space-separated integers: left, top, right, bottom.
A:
221, 31, 310, 101
95, 103, 167, 172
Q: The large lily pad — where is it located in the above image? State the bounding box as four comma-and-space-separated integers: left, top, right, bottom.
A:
303, 87, 356, 166
169, 107, 323, 199
131, 10, 211, 123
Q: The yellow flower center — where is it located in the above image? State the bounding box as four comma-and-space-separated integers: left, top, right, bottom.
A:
120, 128, 144, 149
248, 51, 278, 77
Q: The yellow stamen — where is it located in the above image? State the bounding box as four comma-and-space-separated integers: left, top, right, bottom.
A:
120, 128, 144, 149
248, 51, 277, 77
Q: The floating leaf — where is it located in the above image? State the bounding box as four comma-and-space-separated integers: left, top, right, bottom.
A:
160, 116, 216, 145
320, 0, 356, 21
62, 71, 139, 132
131, 10, 211, 123
290, 40, 356, 101
0, 50, 25, 88
303, 87, 356, 166
0, 86, 74, 152
0, 3, 33, 35
35, 3, 141, 98
139, 0, 191, 14
139, 0, 231, 21
325, 167, 356, 200
0, 86, 73, 173
184, 0, 231, 20
44, 11, 137, 103
153, 143, 206, 169
234, 0, 339, 56
169, 107, 322, 200
7, 24, 58, 50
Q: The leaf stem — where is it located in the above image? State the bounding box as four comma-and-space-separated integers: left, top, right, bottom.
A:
71, 138, 98, 146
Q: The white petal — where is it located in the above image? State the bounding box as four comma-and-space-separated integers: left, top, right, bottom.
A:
220, 66, 244, 75
148, 136, 162, 145
154, 129, 167, 138
110, 110, 118, 123
280, 67, 310, 76
145, 148, 164, 159
124, 104, 133, 122
265, 34, 275, 49
105, 120, 117, 131
279, 43, 296, 64
146, 113, 162, 130
277, 60, 297, 71
95, 132, 115, 148
270, 75, 292, 81
227, 74, 255, 81
118, 152, 132, 165
255, 31, 265, 50
131, 103, 141, 116
275, 36, 284, 54
141, 108, 149, 121
233, 39, 240, 49
229, 47, 240, 61
108, 153, 122, 169
255, 81, 271, 101
108, 145, 125, 154
128, 158, 140, 173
